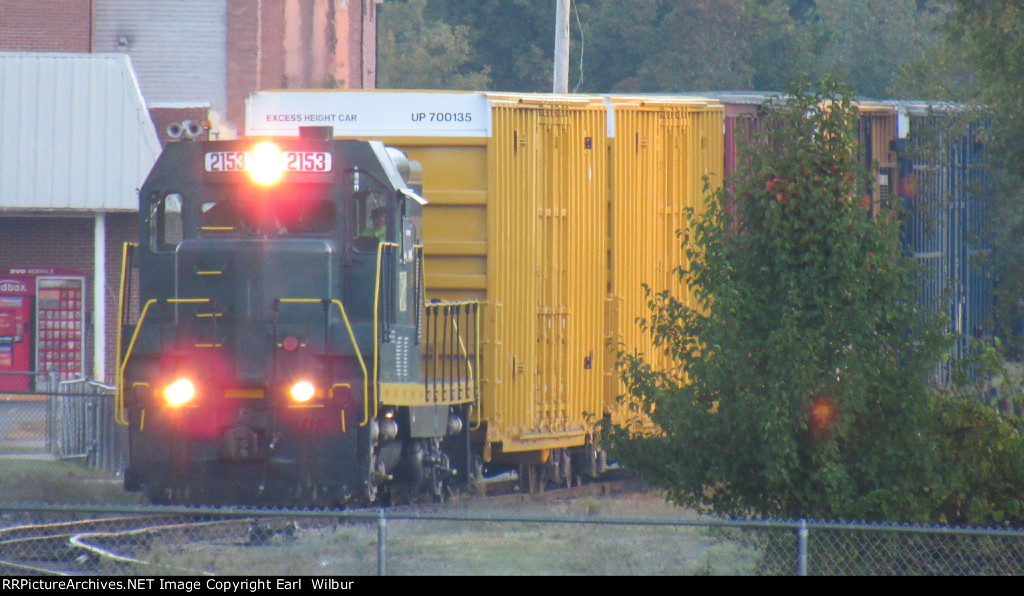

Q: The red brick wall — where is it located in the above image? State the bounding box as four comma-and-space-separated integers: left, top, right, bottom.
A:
354, 0, 378, 89
150, 106, 212, 146
227, 0, 287, 134
0, 214, 136, 383
0, 217, 94, 280
0, 216, 95, 380
0, 0, 93, 52
227, 0, 373, 133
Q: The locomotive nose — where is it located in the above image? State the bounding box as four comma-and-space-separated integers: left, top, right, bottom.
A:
176, 238, 335, 383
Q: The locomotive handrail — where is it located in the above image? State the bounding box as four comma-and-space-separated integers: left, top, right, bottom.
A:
415, 242, 480, 426
116, 298, 158, 425
115, 242, 137, 425
373, 241, 400, 422
423, 300, 481, 411
332, 299, 371, 426
472, 299, 482, 430
276, 298, 372, 427
115, 297, 211, 426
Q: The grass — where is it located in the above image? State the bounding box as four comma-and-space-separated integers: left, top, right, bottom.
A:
0, 457, 143, 505
143, 491, 760, 576
0, 459, 760, 575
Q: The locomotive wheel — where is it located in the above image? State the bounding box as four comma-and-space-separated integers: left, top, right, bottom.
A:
427, 467, 444, 502
404, 440, 427, 500
365, 477, 376, 503
366, 454, 386, 503
429, 453, 447, 501
144, 484, 170, 505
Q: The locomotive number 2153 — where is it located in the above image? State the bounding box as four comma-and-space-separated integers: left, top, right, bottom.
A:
204, 151, 332, 173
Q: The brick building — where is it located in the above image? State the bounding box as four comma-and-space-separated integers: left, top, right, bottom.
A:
0, 1, 379, 385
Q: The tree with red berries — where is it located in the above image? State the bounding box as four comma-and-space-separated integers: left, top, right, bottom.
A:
606, 79, 954, 522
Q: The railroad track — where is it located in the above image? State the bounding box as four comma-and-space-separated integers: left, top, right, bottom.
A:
0, 476, 645, 576
0, 515, 168, 575
0, 515, 304, 576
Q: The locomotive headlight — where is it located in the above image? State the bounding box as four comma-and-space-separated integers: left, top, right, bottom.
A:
249, 141, 284, 186
289, 380, 316, 402
164, 378, 197, 407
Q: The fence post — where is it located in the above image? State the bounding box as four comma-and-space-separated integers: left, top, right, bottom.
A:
797, 518, 808, 576
377, 509, 387, 576
47, 369, 59, 454
98, 389, 110, 472
86, 390, 97, 467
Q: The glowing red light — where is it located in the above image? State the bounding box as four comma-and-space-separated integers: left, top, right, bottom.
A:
809, 397, 837, 434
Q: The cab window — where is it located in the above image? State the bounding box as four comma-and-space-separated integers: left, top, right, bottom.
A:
352, 189, 391, 252
149, 192, 183, 252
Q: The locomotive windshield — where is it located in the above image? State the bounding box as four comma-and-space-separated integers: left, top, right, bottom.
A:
199, 185, 336, 237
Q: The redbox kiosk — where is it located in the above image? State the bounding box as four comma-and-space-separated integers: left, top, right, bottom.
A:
0, 268, 86, 391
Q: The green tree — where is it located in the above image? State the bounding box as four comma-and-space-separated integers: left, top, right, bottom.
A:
577, 0, 792, 93
942, 1, 1024, 178
808, 0, 946, 98
422, 0, 553, 91
378, 0, 491, 90
925, 390, 1024, 525
572, 0, 662, 92
905, 1, 1024, 355
634, 0, 757, 91
747, 0, 817, 91
607, 79, 951, 521
381, 0, 945, 95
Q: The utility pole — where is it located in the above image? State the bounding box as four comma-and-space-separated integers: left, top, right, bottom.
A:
553, 0, 570, 93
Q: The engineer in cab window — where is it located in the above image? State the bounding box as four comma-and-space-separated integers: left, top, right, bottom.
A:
362, 207, 388, 241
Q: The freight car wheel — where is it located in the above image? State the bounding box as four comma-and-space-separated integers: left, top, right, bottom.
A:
560, 450, 573, 489
519, 463, 540, 493
537, 449, 571, 490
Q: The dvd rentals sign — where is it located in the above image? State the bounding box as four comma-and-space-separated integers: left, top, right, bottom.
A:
0, 268, 86, 391
0, 275, 32, 390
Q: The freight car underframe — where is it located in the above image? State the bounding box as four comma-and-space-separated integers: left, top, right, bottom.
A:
477, 431, 610, 493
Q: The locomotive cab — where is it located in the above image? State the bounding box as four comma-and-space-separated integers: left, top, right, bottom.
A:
118, 135, 477, 506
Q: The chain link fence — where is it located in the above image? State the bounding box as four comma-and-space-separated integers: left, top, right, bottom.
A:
1, 502, 1022, 576
2, 378, 1023, 576
0, 373, 122, 474
713, 519, 1024, 575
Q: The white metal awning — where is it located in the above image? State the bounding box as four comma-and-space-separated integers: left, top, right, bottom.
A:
0, 52, 161, 212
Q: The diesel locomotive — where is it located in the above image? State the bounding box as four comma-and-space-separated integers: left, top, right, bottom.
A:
116, 128, 478, 505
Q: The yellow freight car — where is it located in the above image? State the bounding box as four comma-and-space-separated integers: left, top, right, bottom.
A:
604, 96, 724, 434
245, 90, 722, 489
